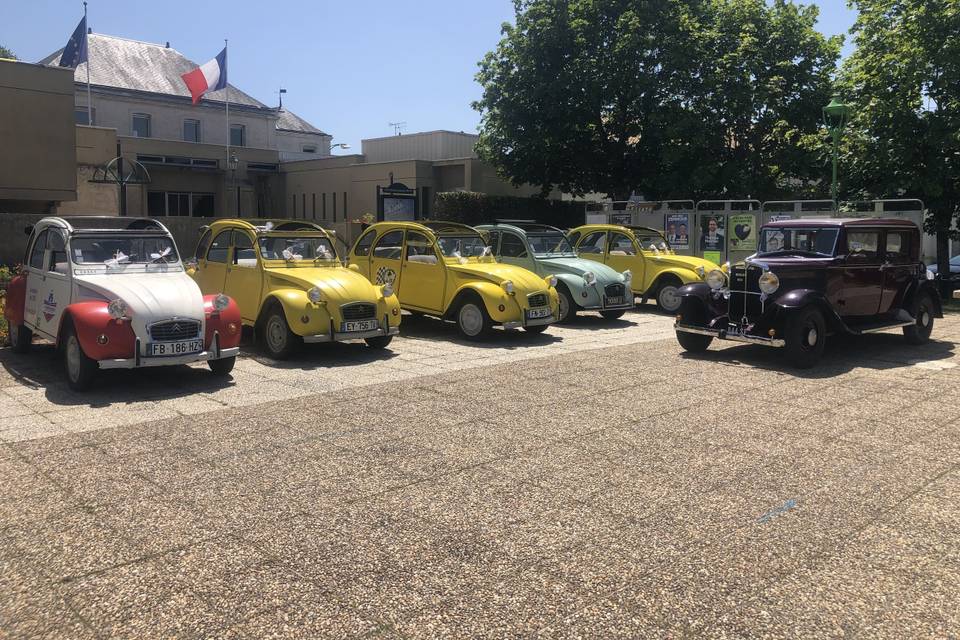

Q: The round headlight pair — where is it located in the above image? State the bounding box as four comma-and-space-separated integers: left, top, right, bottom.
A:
759, 271, 780, 295
583, 271, 597, 286
307, 287, 323, 304
706, 270, 726, 291
501, 280, 515, 294
107, 298, 128, 319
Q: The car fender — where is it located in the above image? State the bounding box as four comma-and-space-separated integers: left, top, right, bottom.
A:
772, 289, 846, 332
647, 267, 701, 295
676, 282, 726, 323
60, 301, 137, 360
203, 294, 242, 350
555, 273, 602, 307
259, 288, 332, 338
3, 274, 27, 325
904, 280, 944, 318
445, 281, 516, 323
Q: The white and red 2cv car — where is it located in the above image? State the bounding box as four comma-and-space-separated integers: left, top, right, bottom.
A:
4, 217, 241, 390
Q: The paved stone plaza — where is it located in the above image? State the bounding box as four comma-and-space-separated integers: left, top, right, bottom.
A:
2, 308, 959, 638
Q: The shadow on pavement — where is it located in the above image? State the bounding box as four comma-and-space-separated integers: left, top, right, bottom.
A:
393, 313, 563, 349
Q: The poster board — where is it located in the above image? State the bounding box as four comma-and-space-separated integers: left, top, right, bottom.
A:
727, 214, 757, 253
664, 213, 690, 250
699, 215, 725, 264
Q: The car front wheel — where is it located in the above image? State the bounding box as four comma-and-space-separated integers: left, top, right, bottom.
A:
600, 310, 626, 320
209, 356, 236, 376
260, 305, 300, 359
456, 299, 492, 340
904, 292, 935, 345
784, 307, 826, 369
64, 325, 98, 391
656, 280, 682, 313
676, 330, 713, 353
365, 335, 394, 349
9, 323, 32, 353
556, 285, 576, 323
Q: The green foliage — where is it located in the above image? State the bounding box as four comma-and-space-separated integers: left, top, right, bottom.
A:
434, 192, 585, 228
0, 45, 16, 60
840, 0, 960, 250
474, 0, 841, 201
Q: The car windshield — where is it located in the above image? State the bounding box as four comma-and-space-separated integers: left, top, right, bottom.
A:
950, 255, 960, 266
70, 235, 180, 266
758, 227, 838, 257
259, 235, 337, 263
633, 230, 670, 252
437, 234, 490, 259
528, 232, 576, 257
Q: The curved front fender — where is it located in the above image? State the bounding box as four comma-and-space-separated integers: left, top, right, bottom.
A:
264, 288, 332, 337
556, 273, 603, 307
658, 267, 704, 286
448, 282, 516, 322
62, 301, 137, 360
773, 289, 825, 309
203, 294, 242, 349
3, 274, 26, 325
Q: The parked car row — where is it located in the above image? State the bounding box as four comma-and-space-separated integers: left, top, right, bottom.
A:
2, 216, 943, 390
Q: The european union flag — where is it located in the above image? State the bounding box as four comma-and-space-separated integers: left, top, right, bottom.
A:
58, 16, 88, 68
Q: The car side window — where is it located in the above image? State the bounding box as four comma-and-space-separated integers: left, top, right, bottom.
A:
195, 229, 212, 261
47, 230, 67, 274
486, 231, 501, 254
233, 232, 256, 267
405, 231, 438, 264
846, 231, 880, 262
372, 230, 404, 260
500, 233, 528, 258
29, 230, 48, 269
578, 231, 606, 255
206, 230, 232, 263
608, 232, 637, 256
353, 229, 376, 257
884, 231, 912, 264
567, 231, 581, 247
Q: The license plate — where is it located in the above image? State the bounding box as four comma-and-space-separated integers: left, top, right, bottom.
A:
341, 319, 378, 333
605, 296, 625, 306
149, 339, 203, 356
726, 325, 745, 337
527, 307, 552, 320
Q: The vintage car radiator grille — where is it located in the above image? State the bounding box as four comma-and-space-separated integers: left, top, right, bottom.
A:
604, 283, 625, 299
728, 265, 764, 322
341, 303, 377, 321
528, 292, 549, 308
149, 319, 201, 341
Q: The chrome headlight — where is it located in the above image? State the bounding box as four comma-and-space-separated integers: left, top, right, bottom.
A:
759, 271, 780, 295
213, 293, 230, 311
307, 286, 323, 304
546, 275, 558, 288
583, 271, 597, 286
926, 269, 935, 281
706, 270, 725, 290
621, 269, 632, 285
696, 266, 706, 278
501, 280, 515, 294
381, 281, 394, 298
107, 298, 128, 319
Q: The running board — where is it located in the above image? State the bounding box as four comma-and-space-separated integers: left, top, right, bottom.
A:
857, 320, 915, 334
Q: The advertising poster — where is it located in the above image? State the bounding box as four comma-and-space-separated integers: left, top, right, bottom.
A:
610, 211, 632, 226
664, 213, 690, 250
699, 215, 725, 264
728, 214, 757, 252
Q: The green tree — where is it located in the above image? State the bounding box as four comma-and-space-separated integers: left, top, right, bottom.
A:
840, 0, 960, 280
0, 45, 16, 60
474, 0, 840, 202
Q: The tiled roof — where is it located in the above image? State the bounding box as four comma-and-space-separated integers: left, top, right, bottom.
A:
276, 108, 327, 136
40, 33, 268, 109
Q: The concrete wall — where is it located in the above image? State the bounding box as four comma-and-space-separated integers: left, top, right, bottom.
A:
0, 60, 77, 205
362, 131, 479, 163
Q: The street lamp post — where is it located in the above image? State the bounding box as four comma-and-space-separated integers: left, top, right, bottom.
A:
823, 95, 853, 206
228, 152, 240, 217
329, 142, 351, 153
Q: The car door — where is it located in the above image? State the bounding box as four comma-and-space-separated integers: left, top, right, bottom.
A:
350, 228, 377, 280
369, 229, 404, 298
879, 229, 915, 315
399, 230, 445, 313
575, 230, 607, 265
23, 229, 51, 335
27, 228, 71, 338
224, 230, 262, 323
497, 232, 539, 274
192, 229, 231, 295
606, 231, 644, 291
841, 229, 884, 318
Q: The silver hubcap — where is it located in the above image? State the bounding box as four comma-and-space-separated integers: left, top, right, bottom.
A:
266, 315, 287, 353
807, 327, 818, 347
459, 304, 483, 336
558, 292, 570, 320
659, 286, 680, 312
66, 336, 81, 381
921, 310, 930, 327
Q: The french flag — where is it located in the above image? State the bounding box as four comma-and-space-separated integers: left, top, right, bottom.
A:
181, 47, 227, 104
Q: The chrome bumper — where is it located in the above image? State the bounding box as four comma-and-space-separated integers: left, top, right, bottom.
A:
675, 323, 785, 348
303, 325, 399, 343
99, 347, 239, 369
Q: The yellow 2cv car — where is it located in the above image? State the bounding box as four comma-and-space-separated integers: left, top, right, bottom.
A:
567, 224, 721, 313
189, 219, 400, 358
347, 221, 559, 340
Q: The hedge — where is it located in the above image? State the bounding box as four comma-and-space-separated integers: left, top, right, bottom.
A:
433, 192, 586, 229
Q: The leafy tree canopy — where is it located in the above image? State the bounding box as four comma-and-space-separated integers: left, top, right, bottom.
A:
474, 0, 841, 201
0, 45, 16, 60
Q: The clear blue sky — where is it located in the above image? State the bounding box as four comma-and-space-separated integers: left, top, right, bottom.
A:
3, 1, 857, 152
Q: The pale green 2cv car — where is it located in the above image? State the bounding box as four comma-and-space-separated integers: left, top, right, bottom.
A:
476, 222, 634, 322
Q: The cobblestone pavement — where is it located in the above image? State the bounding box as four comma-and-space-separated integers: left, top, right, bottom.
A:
2, 307, 959, 638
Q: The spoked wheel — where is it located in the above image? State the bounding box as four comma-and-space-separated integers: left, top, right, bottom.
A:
64, 325, 98, 391
260, 305, 300, 359
456, 299, 492, 340
784, 307, 826, 369
9, 323, 32, 353
904, 293, 935, 345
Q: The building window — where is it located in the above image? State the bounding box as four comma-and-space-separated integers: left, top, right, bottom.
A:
322, 193, 327, 220
312, 193, 316, 219
420, 186, 431, 217
230, 124, 245, 147
343, 192, 347, 220
302, 194, 306, 219
74, 107, 95, 125
132, 113, 151, 138
302, 145, 317, 153
332, 192, 337, 223
147, 191, 215, 216
292, 194, 297, 218
183, 119, 201, 143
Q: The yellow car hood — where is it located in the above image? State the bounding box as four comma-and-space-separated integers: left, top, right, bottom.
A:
646, 254, 719, 273
448, 262, 548, 292
264, 265, 380, 303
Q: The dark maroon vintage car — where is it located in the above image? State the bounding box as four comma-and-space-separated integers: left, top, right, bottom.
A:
674, 219, 943, 368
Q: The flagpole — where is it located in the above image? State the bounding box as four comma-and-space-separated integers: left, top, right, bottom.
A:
224, 38, 231, 214
84, 1, 92, 124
